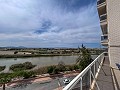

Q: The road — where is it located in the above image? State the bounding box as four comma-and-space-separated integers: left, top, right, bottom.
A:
4, 75, 77, 90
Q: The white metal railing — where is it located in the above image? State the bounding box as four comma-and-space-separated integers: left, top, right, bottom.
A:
63, 52, 107, 90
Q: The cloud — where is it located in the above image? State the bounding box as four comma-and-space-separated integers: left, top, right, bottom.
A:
0, 0, 101, 48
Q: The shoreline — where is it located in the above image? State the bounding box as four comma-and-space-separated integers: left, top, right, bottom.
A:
0, 54, 98, 58
0, 54, 78, 58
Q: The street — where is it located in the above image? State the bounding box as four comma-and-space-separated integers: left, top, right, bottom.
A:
4, 75, 77, 90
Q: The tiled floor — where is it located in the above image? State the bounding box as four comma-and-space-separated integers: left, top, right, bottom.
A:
94, 57, 115, 90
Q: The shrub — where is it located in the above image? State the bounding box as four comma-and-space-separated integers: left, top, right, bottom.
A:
14, 51, 18, 54
52, 67, 59, 74
57, 61, 66, 72
10, 62, 36, 71
47, 66, 56, 74
33, 67, 47, 75
0, 66, 6, 72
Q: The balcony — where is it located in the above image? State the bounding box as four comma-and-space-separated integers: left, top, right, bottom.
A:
101, 34, 108, 46
101, 24, 108, 35
100, 14, 107, 23
63, 52, 117, 90
97, 0, 105, 5
97, 0, 106, 8
99, 14, 107, 26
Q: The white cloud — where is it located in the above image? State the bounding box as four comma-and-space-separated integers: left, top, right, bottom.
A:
0, 0, 101, 48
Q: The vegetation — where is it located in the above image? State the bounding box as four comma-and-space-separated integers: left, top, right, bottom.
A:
0, 66, 6, 72
10, 62, 36, 71
33, 67, 48, 75
12, 71, 35, 79
57, 61, 66, 72
14, 51, 18, 54
76, 44, 93, 70
0, 71, 35, 90
34, 62, 79, 75
47, 65, 58, 74
0, 73, 13, 90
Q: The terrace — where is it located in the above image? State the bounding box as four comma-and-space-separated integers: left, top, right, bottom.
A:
63, 52, 119, 90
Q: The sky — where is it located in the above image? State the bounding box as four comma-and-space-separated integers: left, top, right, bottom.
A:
0, 0, 101, 48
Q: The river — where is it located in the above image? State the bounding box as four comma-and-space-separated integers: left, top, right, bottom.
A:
0, 55, 98, 72
0, 55, 78, 72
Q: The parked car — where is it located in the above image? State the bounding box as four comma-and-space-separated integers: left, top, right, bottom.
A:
63, 79, 70, 84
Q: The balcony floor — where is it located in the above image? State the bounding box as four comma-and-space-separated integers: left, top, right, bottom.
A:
94, 56, 115, 90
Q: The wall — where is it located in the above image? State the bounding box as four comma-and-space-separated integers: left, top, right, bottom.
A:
107, 0, 120, 68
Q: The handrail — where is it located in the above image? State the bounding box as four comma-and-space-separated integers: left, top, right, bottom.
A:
63, 52, 106, 90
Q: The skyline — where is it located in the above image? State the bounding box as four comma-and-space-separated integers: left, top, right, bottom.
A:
0, 0, 101, 48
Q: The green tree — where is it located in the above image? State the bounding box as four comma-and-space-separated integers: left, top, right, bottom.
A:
76, 44, 93, 70
14, 51, 18, 54
0, 66, 6, 72
47, 66, 56, 74
57, 61, 66, 72
52, 67, 59, 74
0, 73, 12, 90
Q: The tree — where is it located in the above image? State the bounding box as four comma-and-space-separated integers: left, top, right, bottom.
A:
0, 66, 6, 72
0, 73, 13, 90
76, 44, 93, 70
47, 66, 56, 74
57, 61, 66, 72
14, 51, 18, 54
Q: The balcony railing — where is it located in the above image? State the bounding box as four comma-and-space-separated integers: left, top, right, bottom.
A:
101, 34, 108, 41
97, 0, 106, 5
63, 52, 106, 90
100, 14, 107, 22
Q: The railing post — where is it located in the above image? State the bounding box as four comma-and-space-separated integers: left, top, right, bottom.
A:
90, 67, 91, 89
94, 62, 95, 75
80, 77, 82, 90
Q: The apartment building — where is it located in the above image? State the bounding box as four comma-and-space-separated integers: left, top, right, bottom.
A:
98, 0, 120, 68
97, 0, 120, 88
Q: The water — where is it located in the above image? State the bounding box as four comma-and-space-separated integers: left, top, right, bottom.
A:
0, 55, 78, 72
0, 55, 98, 90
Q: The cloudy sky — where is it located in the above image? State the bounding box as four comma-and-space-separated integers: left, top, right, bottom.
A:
0, 0, 101, 48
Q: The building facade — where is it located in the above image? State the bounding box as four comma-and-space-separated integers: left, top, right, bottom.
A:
97, 0, 120, 69
97, 0, 120, 87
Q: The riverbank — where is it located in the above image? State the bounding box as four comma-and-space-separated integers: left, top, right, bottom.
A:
0, 54, 76, 58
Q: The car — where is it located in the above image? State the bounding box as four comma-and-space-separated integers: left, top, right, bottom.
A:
63, 79, 70, 84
